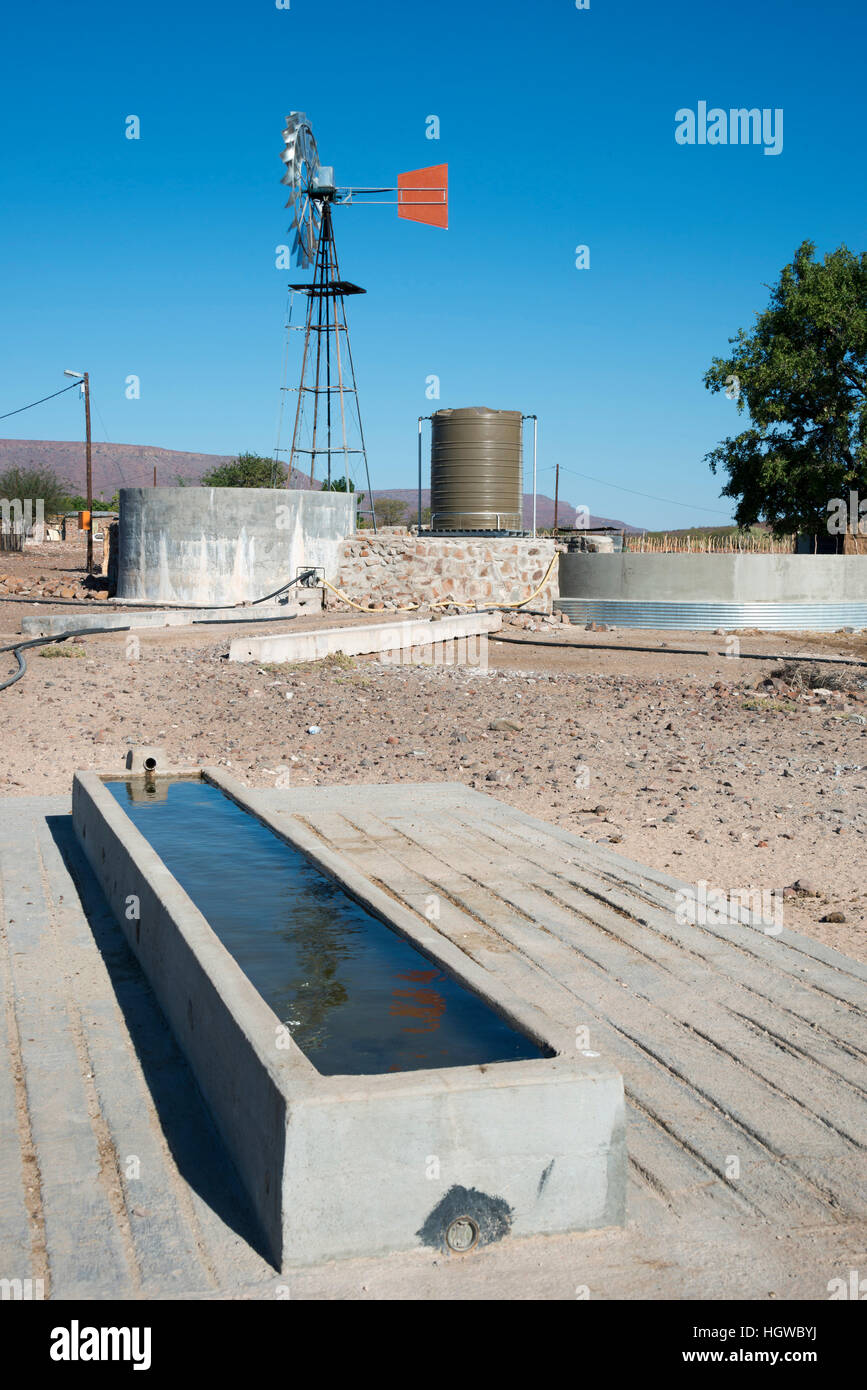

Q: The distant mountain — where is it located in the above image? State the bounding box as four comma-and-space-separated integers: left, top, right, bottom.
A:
369, 488, 640, 533
0, 439, 640, 531
0, 439, 313, 496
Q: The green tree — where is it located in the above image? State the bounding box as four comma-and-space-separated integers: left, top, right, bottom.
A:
704, 241, 867, 535
64, 491, 119, 511
374, 496, 408, 526
323, 477, 355, 491
0, 465, 72, 515
200, 452, 287, 488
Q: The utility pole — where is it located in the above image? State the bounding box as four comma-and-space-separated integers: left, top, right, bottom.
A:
63, 368, 94, 574
553, 462, 560, 537
417, 415, 431, 532
83, 372, 93, 575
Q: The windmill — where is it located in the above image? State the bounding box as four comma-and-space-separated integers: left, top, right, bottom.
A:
277, 112, 448, 524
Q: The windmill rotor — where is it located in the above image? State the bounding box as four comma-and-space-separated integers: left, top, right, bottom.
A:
280, 113, 324, 268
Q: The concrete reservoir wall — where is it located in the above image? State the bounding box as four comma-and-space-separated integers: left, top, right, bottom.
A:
559, 553, 867, 603
116, 487, 355, 606
556, 553, 867, 630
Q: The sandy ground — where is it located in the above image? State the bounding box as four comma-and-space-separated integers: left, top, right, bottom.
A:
2, 538, 865, 1313
1, 537, 866, 962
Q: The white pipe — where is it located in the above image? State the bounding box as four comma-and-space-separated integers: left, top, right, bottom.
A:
417, 416, 424, 532
521, 415, 538, 537
522, 415, 539, 538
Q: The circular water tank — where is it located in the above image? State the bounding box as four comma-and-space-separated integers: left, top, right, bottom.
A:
430, 407, 523, 531
115, 487, 354, 606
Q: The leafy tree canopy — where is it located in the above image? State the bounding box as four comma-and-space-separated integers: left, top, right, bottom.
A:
200, 452, 286, 488
64, 491, 120, 511
704, 241, 867, 534
374, 496, 408, 526
0, 465, 73, 515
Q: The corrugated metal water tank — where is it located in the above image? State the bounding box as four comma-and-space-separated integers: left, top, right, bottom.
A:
430, 407, 523, 531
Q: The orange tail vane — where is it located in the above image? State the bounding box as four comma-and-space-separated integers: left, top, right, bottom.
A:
397, 164, 448, 229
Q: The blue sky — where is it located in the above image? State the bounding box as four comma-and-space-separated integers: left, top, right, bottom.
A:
1, 0, 864, 528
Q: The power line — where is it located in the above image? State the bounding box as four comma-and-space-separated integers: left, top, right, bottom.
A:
88, 390, 127, 486
0, 379, 82, 422
92, 399, 111, 444
545, 465, 732, 517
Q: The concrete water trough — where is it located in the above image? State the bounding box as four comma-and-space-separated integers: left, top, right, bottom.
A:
72, 767, 626, 1268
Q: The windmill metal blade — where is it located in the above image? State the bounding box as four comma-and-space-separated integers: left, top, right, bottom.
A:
280, 112, 323, 267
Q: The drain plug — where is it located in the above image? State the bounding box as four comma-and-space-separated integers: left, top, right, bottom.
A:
445, 1216, 479, 1253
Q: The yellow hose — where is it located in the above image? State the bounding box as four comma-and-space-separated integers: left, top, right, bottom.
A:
320, 577, 420, 612
321, 552, 559, 614
431, 553, 560, 610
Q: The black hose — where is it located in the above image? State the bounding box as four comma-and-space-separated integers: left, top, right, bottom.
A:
192, 614, 300, 627
488, 634, 867, 667
0, 569, 319, 611
0, 627, 131, 693
0, 571, 320, 691
250, 569, 317, 605
0, 595, 109, 607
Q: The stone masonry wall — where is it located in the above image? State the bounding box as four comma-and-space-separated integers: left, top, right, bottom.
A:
329, 532, 560, 611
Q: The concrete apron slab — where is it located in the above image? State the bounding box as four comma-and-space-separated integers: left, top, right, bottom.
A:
71, 768, 626, 1270
227, 610, 503, 664
271, 783, 867, 1242
21, 592, 320, 639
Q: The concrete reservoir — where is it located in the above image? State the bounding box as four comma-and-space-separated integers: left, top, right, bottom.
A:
116, 486, 355, 607
556, 552, 867, 630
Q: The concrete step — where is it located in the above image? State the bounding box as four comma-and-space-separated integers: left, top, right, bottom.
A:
0, 799, 274, 1298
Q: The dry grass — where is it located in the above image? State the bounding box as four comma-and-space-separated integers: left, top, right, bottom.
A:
771, 660, 865, 694
260, 650, 356, 675
741, 695, 801, 714
38, 645, 86, 659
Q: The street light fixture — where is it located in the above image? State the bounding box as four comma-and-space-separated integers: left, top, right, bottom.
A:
63, 370, 93, 574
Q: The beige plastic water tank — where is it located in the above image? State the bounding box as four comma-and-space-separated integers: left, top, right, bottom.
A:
430, 407, 523, 531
